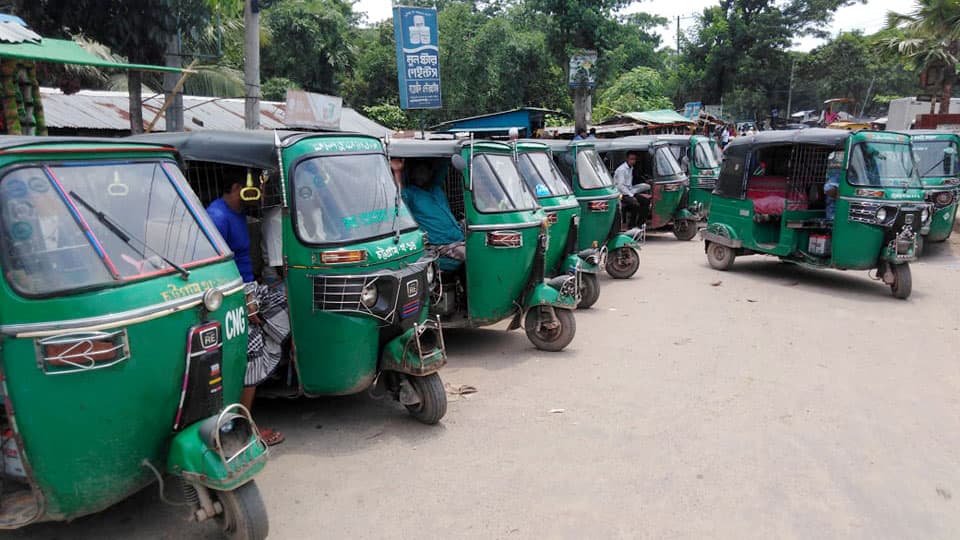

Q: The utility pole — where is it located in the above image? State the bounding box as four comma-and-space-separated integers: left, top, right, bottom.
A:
244, 0, 260, 130
676, 16, 680, 54
786, 59, 796, 120
164, 32, 184, 132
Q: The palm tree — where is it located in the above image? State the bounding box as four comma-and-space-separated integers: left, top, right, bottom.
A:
885, 0, 960, 114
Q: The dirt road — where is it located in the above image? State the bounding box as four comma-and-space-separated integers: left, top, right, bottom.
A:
16, 234, 960, 539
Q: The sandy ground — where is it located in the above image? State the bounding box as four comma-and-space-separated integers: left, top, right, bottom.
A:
13, 233, 960, 540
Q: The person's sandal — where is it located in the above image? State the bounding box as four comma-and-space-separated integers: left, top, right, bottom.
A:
259, 428, 285, 446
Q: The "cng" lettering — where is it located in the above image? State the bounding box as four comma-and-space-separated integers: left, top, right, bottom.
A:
225, 307, 246, 340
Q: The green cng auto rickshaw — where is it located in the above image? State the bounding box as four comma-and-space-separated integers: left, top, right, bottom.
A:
904, 130, 959, 252
139, 131, 448, 424
656, 134, 722, 218
596, 137, 698, 241
0, 138, 268, 537
702, 129, 931, 299
544, 140, 644, 279
514, 140, 601, 308
387, 138, 578, 351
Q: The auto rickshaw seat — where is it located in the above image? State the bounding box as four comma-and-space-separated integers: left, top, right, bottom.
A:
437, 256, 463, 272
746, 176, 809, 218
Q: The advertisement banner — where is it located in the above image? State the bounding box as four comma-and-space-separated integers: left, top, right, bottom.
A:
284, 90, 343, 130
393, 6, 442, 109
568, 50, 597, 88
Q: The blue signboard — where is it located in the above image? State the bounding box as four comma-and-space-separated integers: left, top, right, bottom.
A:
683, 101, 703, 119
393, 6, 442, 110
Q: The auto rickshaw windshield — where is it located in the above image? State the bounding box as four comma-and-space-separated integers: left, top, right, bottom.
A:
472, 153, 538, 212
575, 149, 614, 189
655, 147, 684, 177
517, 152, 572, 198
0, 160, 223, 296
847, 142, 921, 188
693, 140, 720, 169
292, 153, 417, 245
913, 140, 959, 178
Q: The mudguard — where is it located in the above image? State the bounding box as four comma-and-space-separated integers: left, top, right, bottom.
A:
564, 253, 597, 274
526, 280, 577, 310
701, 223, 742, 248
380, 319, 447, 376
674, 208, 696, 221
606, 232, 641, 251
167, 406, 268, 491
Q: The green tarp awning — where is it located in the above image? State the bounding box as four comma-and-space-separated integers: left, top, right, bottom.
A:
0, 38, 182, 73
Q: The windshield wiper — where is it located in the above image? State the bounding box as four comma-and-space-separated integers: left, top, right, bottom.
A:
68, 191, 191, 280
921, 158, 948, 178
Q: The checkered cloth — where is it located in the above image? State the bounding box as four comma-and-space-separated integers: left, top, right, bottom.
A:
244, 282, 290, 386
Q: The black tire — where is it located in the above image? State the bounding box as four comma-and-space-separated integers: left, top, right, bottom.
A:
915, 235, 925, 257
672, 219, 697, 241
578, 273, 600, 309
524, 307, 576, 352
604, 247, 639, 279
706, 241, 736, 270
890, 262, 912, 299
404, 373, 447, 424
214, 481, 269, 540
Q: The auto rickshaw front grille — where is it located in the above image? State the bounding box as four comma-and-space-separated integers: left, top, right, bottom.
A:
310, 274, 398, 322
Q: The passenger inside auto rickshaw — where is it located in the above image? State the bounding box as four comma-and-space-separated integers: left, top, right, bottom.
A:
401, 159, 466, 262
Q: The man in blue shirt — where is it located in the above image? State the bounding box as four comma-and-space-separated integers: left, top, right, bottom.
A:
402, 161, 466, 260
207, 180, 286, 446
824, 169, 840, 220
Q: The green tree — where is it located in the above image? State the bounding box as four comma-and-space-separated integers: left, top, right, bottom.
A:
595, 67, 672, 120
883, 0, 960, 113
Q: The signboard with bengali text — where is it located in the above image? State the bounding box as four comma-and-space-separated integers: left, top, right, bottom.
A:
393, 6, 442, 109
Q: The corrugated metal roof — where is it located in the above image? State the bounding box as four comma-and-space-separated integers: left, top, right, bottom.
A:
0, 17, 40, 44
39, 88, 392, 137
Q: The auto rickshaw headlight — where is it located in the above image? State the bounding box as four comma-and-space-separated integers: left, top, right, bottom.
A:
921, 207, 930, 223
202, 288, 224, 312
426, 264, 436, 285
875, 207, 887, 223
360, 283, 379, 308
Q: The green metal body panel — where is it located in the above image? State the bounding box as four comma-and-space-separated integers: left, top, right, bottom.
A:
648, 180, 686, 229
686, 136, 721, 216
527, 281, 577, 309
541, 196, 578, 276
606, 232, 642, 251
928, 201, 958, 241
563, 253, 595, 274
276, 136, 442, 396
563, 143, 621, 251
911, 132, 959, 242
705, 130, 925, 271
0, 144, 250, 523
166, 417, 267, 490
381, 325, 447, 375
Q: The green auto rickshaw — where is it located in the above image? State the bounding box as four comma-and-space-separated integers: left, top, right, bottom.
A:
656, 134, 722, 219
139, 131, 448, 424
544, 140, 644, 279
903, 130, 959, 253
0, 137, 268, 537
595, 136, 698, 241
387, 138, 578, 352
514, 140, 601, 308
702, 129, 931, 299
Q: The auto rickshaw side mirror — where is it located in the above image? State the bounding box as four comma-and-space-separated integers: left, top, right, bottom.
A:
451, 154, 467, 172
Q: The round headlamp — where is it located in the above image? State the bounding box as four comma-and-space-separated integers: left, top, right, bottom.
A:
426, 264, 436, 285
202, 288, 224, 312
360, 283, 379, 308
875, 207, 887, 222
921, 207, 930, 223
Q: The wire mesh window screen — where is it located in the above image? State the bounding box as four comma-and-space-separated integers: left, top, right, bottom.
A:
789, 145, 832, 209
444, 167, 466, 221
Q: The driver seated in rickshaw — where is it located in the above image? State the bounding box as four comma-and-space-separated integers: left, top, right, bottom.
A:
401, 160, 466, 261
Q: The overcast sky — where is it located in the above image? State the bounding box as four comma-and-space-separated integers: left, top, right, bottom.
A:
353, 0, 906, 52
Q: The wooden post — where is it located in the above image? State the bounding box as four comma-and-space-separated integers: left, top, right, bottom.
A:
244, 0, 261, 130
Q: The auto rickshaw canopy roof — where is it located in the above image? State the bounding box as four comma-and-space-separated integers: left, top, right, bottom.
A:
593, 136, 670, 153
0, 135, 174, 154
131, 130, 380, 170
386, 138, 514, 159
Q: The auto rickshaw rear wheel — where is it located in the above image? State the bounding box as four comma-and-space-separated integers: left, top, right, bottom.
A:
524, 307, 576, 352
706, 242, 736, 270
605, 247, 640, 279
915, 235, 925, 257
404, 373, 447, 425
673, 219, 698, 241
214, 481, 269, 540
578, 273, 600, 309
890, 262, 912, 299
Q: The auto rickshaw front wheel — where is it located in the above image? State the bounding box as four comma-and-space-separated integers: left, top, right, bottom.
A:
890, 262, 912, 299
404, 373, 447, 425
578, 273, 600, 309
706, 242, 736, 270
525, 307, 576, 352
605, 247, 640, 279
673, 219, 698, 241
214, 481, 269, 540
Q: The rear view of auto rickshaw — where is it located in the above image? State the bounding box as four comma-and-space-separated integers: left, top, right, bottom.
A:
514, 140, 601, 308
388, 138, 578, 351
904, 130, 959, 253
596, 137, 699, 241
0, 138, 269, 537
656, 134, 722, 219
141, 131, 448, 424
544, 140, 644, 279
701, 129, 931, 299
